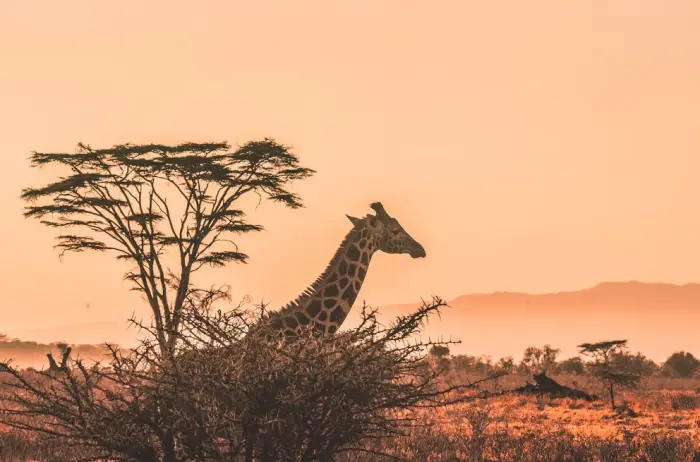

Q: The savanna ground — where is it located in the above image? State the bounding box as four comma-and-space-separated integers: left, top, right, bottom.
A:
336, 373, 700, 461
343, 374, 700, 461
3, 140, 697, 460
1, 372, 698, 461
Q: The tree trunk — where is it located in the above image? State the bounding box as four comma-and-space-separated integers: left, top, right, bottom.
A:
162, 429, 177, 462
609, 382, 616, 410
244, 425, 258, 462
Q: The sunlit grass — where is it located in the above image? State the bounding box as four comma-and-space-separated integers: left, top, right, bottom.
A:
1, 373, 699, 461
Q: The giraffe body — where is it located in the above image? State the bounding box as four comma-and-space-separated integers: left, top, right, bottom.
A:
266, 202, 426, 337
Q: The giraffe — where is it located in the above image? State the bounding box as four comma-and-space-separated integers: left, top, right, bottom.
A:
263, 201, 426, 337
161, 202, 426, 455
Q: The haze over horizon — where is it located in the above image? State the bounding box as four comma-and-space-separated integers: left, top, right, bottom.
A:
5, 280, 698, 366
2, 2, 699, 355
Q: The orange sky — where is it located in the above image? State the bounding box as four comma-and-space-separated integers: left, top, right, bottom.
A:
1, 2, 699, 335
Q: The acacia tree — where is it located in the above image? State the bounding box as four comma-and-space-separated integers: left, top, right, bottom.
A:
428, 345, 451, 373
20, 139, 313, 355
578, 339, 642, 410
428, 345, 450, 360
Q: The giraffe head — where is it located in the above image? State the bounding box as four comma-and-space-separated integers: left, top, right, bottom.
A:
347, 202, 426, 258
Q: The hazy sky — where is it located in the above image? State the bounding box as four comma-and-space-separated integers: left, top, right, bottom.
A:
1, 2, 699, 333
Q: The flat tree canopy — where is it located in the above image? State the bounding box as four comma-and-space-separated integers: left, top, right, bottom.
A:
20, 139, 314, 352
578, 340, 628, 357
578, 339, 641, 410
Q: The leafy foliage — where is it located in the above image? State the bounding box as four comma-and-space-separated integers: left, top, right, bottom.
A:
451, 355, 495, 375
495, 356, 515, 374
558, 356, 586, 375
429, 345, 450, 358
611, 351, 659, 377
519, 344, 561, 375
20, 139, 314, 353
662, 351, 700, 378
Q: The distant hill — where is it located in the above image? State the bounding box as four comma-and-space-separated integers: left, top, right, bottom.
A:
353, 281, 700, 363
451, 281, 700, 309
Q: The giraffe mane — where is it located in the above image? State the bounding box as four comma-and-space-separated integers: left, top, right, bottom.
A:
274, 218, 365, 318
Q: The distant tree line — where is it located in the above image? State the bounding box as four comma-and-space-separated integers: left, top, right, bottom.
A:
429, 344, 700, 379
0, 335, 114, 364
429, 341, 699, 411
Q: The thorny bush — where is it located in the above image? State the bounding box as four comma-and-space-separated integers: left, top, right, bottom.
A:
0, 289, 496, 462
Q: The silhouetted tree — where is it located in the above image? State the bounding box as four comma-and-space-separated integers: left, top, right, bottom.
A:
578, 340, 641, 410
452, 354, 477, 373
496, 356, 515, 374
429, 345, 450, 358
520, 344, 561, 375
663, 351, 700, 378
612, 351, 659, 377
46, 343, 71, 373
471, 356, 495, 375
558, 356, 586, 375
20, 139, 314, 356
428, 345, 451, 373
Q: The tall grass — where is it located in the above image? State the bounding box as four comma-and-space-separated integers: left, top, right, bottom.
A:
1, 374, 698, 461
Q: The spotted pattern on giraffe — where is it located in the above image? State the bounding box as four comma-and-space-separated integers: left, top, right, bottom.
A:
262, 202, 426, 339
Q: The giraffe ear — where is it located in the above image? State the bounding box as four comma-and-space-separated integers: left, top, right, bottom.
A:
346, 215, 362, 226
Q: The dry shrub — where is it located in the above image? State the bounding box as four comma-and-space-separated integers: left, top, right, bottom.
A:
462, 399, 493, 461
671, 393, 700, 411
0, 294, 499, 461
159, 295, 500, 461
642, 431, 696, 461
338, 426, 700, 462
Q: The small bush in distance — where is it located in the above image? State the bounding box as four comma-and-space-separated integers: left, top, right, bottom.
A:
578, 339, 642, 411
663, 351, 700, 378
558, 356, 586, 375
670, 394, 700, 411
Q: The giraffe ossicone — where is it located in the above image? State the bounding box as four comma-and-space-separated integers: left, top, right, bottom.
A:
266, 201, 426, 337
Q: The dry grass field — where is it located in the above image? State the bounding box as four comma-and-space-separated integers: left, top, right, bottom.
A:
0, 373, 698, 461
338, 375, 700, 461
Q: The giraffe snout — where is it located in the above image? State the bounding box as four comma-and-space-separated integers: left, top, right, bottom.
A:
409, 243, 426, 258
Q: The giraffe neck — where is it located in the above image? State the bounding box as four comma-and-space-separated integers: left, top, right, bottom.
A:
274, 220, 378, 335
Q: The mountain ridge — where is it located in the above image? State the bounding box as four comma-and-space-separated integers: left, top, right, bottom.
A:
448, 280, 700, 307
369, 280, 699, 363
